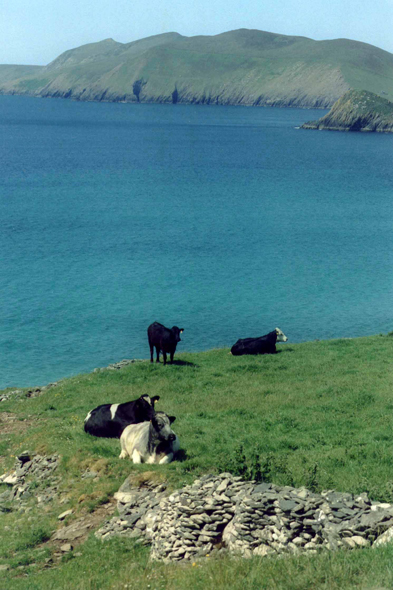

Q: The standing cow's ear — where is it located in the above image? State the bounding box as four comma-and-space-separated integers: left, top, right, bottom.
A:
180, 329, 184, 333
168, 416, 176, 424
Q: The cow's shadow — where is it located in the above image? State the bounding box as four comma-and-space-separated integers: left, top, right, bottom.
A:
169, 360, 198, 367
277, 347, 295, 354
175, 449, 188, 462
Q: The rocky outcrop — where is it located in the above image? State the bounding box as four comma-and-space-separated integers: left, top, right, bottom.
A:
0, 382, 58, 403
93, 359, 146, 373
0, 452, 60, 509
301, 90, 393, 132
96, 473, 393, 562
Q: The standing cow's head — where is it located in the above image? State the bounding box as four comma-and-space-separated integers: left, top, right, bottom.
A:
171, 327, 184, 342
275, 328, 288, 342
151, 412, 177, 442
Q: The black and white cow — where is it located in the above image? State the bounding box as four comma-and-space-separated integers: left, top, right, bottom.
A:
119, 411, 179, 464
147, 322, 184, 365
231, 328, 288, 356
84, 394, 159, 438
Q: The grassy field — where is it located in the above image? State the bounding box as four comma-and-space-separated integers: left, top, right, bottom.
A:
2, 335, 393, 588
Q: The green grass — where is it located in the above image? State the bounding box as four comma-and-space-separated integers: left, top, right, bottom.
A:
2, 335, 393, 588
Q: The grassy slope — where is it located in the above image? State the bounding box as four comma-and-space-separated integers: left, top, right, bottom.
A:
2, 335, 393, 588
0, 65, 43, 83
302, 89, 393, 131
1, 30, 393, 107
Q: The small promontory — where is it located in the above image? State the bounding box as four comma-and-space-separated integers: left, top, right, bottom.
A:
301, 89, 393, 132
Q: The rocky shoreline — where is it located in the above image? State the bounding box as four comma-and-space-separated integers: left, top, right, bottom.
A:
0, 358, 144, 403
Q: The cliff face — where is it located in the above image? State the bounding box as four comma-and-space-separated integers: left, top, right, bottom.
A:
1, 30, 393, 109
301, 90, 393, 132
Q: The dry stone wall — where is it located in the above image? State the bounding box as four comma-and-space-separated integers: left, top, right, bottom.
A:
96, 473, 393, 562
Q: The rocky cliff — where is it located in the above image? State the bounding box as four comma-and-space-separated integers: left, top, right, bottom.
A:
301, 90, 393, 132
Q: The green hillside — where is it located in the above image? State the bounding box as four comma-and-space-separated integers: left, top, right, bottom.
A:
302, 89, 393, 131
3, 335, 393, 588
1, 29, 393, 107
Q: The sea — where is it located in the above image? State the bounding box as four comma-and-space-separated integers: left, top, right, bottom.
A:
1, 95, 393, 389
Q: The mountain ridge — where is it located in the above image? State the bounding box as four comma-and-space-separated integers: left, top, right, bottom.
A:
1, 29, 393, 108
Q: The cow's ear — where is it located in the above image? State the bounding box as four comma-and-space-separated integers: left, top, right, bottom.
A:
180, 329, 184, 333
168, 415, 176, 424
151, 396, 160, 405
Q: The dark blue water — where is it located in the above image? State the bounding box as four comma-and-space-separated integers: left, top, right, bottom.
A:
1, 95, 393, 388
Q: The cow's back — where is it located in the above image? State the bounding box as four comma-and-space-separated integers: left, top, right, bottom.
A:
231, 331, 277, 356
84, 397, 154, 438
148, 322, 167, 344
116, 398, 150, 424
84, 404, 121, 437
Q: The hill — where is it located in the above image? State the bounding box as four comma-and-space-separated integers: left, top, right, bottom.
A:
2, 335, 393, 587
301, 89, 393, 131
1, 29, 393, 108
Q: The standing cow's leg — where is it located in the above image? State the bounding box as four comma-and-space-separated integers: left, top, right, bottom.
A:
149, 343, 154, 363
170, 351, 174, 364
163, 351, 167, 365
156, 346, 160, 363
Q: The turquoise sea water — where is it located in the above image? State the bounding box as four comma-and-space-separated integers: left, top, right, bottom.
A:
1, 95, 393, 388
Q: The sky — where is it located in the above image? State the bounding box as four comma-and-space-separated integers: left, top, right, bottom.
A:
1, 0, 393, 65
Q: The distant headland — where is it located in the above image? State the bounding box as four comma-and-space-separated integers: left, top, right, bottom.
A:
301, 90, 393, 132
1, 29, 393, 109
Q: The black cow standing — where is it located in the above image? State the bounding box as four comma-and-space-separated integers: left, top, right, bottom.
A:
231, 328, 288, 356
148, 322, 184, 365
84, 394, 159, 438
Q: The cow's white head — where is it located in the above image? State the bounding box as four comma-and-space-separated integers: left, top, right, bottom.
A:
275, 327, 288, 342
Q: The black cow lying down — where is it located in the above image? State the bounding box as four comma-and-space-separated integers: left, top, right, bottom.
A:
84, 394, 159, 438
148, 321, 184, 365
231, 328, 288, 356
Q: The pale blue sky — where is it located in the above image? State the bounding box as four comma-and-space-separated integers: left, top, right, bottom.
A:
1, 0, 392, 65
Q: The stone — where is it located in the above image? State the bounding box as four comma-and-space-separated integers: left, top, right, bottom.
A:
292, 537, 306, 546
1, 473, 18, 485
374, 527, 393, 547
58, 509, 73, 520
253, 545, 275, 557
351, 536, 369, 547
342, 537, 357, 549
296, 489, 309, 500
60, 544, 73, 552
371, 503, 393, 512
216, 479, 230, 493
252, 483, 272, 494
